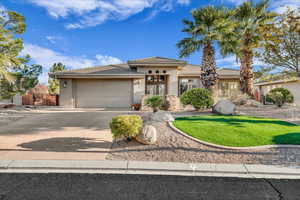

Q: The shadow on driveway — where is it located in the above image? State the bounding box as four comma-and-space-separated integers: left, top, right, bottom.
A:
17, 137, 113, 152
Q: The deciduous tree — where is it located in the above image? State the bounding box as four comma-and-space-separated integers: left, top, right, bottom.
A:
48, 63, 66, 94
259, 7, 300, 77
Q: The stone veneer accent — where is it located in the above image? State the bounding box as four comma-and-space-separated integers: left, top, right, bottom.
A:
141, 95, 152, 111
141, 95, 182, 111
165, 95, 181, 111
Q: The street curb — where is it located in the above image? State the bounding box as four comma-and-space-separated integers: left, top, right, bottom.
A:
168, 121, 300, 150
0, 160, 300, 179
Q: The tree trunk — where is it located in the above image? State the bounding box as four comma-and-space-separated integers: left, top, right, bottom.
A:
297, 69, 300, 78
201, 42, 218, 90
240, 31, 254, 97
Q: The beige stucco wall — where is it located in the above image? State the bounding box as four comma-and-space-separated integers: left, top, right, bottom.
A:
259, 81, 300, 106
59, 79, 74, 108
133, 79, 145, 104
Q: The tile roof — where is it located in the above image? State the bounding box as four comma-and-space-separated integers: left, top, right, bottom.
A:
49, 57, 240, 78
50, 63, 143, 76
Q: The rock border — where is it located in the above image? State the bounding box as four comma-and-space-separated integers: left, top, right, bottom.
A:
167, 121, 300, 150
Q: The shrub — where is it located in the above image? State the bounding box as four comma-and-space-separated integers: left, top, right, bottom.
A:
266, 88, 294, 107
110, 115, 143, 139
180, 88, 213, 110
144, 95, 163, 112
131, 103, 141, 111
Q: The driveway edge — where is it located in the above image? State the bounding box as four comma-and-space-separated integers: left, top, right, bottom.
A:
168, 121, 300, 150
0, 160, 300, 179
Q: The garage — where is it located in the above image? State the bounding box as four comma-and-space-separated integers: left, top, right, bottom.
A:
75, 79, 133, 108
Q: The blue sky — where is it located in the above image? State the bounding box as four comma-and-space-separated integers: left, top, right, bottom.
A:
1, 0, 299, 83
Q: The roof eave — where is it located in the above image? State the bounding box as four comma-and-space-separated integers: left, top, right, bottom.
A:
49, 73, 145, 79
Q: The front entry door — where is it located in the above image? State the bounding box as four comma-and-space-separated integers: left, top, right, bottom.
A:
145, 75, 167, 96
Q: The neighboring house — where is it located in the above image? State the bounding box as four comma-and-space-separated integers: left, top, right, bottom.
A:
255, 78, 300, 106
49, 57, 241, 110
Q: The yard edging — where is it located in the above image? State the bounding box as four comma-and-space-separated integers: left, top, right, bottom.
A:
167, 121, 300, 150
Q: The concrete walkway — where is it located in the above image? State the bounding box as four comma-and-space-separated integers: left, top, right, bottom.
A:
1, 160, 300, 179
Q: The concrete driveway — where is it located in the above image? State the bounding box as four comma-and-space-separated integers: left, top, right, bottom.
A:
0, 108, 138, 160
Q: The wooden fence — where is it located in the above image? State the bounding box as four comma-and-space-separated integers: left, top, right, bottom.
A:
22, 94, 59, 106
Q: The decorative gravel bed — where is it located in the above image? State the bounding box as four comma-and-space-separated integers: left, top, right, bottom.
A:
107, 105, 300, 166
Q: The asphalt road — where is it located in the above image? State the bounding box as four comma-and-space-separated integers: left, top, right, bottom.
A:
0, 173, 300, 200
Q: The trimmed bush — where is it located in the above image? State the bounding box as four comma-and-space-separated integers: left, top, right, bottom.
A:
144, 95, 163, 112
180, 88, 213, 110
110, 115, 143, 139
266, 88, 294, 107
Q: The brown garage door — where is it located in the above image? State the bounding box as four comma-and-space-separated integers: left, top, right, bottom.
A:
75, 79, 132, 108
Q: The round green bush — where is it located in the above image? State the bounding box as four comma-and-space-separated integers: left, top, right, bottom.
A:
266, 88, 294, 107
180, 88, 214, 110
110, 115, 143, 139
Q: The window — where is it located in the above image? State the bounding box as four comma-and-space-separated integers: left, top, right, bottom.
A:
218, 80, 239, 97
179, 78, 201, 95
146, 75, 167, 96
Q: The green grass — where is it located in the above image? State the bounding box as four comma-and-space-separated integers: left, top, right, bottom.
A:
173, 115, 300, 147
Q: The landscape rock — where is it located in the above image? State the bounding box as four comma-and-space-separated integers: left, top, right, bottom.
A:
213, 100, 236, 115
243, 99, 263, 108
141, 112, 152, 122
150, 110, 175, 122
231, 94, 263, 107
135, 125, 157, 145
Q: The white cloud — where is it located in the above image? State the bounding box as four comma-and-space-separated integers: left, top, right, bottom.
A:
0, 5, 6, 12
216, 55, 269, 69
177, 0, 190, 5
271, 0, 300, 13
26, 0, 190, 29
217, 56, 240, 68
22, 43, 122, 83
45, 36, 62, 44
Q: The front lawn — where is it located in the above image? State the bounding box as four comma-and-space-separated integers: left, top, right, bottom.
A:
173, 115, 300, 147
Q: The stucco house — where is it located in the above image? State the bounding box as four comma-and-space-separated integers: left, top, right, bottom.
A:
255, 78, 300, 106
49, 57, 241, 110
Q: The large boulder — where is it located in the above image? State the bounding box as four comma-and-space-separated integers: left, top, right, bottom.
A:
213, 100, 236, 115
150, 110, 175, 122
135, 125, 157, 145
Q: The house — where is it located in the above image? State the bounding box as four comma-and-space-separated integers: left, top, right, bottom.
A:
255, 78, 300, 106
49, 57, 241, 110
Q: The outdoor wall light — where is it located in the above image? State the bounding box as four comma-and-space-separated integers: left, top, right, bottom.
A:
63, 81, 68, 88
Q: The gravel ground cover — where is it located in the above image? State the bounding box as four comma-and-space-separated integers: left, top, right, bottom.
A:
107, 105, 300, 166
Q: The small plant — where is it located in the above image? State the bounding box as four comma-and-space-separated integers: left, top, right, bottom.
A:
180, 88, 213, 110
110, 115, 143, 140
266, 88, 294, 107
131, 103, 141, 111
144, 95, 163, 112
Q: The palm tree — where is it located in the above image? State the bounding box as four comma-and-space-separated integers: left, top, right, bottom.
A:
177, 6, 233, 89
220, 0, 276, 96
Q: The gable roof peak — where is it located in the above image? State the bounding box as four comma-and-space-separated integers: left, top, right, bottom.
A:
127, 56, 187, 67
